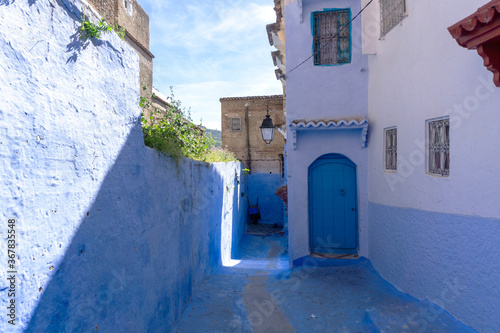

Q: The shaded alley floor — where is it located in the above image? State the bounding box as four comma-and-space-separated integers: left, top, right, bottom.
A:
173, 231, 475, 333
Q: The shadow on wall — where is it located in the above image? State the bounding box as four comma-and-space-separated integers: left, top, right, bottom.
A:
0, 0, 16, 6
247, 174, 285, 225
26, 123, 246, 332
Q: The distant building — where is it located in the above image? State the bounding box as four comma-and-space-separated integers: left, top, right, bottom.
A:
221, 95, 286, 225
220, 95, 285, 175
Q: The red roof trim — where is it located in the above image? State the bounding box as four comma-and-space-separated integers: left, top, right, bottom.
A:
448, 1, 500, 87
448, 1, 500, 47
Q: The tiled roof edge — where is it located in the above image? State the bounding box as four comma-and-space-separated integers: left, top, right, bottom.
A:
220, 95, 283, 101
448, 0, 500, 43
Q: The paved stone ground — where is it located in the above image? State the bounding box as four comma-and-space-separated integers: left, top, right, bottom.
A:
173, 234, 476, 333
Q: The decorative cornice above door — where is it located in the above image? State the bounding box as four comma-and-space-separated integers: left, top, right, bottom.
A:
289, 118, 369, 150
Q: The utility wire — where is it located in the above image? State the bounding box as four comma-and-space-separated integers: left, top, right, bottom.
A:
285, 0, 374, 77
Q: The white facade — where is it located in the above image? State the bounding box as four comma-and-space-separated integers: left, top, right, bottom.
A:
284, 0, 500, 331
285, 0, 369, 262
366, 0, 500, 218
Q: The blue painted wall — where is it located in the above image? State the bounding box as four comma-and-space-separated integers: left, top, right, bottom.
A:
247, 174, 284, 225
369, 202, 500, 332
0, 1, 247, 331
23, 135, 247, 333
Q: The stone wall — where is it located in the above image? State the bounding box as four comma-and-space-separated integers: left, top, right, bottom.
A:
221, 95, 285, 175
118, 0, 150, 49
0, 1, 246, 331
86, 0, 117, 23
86, 0, 149, 49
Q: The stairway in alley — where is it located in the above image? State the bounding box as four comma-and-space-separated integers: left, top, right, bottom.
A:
173, 231, 476, 332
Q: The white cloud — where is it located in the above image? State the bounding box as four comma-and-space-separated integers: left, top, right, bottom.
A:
150, 3, 274, 50
161, 70, 282, 130
142, 0, 281, 129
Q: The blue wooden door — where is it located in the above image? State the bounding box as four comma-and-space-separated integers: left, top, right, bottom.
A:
309, 154, 358, 254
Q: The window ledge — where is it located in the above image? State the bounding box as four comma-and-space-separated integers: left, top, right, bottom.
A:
425, 172, 449, 178
448, 1, 500, 87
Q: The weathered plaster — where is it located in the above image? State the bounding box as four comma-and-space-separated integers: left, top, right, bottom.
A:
0, 1, 246, 331
369, 203, 500, 332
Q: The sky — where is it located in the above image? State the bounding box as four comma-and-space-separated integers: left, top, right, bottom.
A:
139, 0, 283, 130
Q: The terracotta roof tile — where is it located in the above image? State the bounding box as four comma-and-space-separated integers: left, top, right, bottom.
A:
448, 1, 500, 46
220, 95, 283, 101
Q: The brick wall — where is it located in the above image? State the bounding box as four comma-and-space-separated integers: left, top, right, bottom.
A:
86, 0, 117, 23
221, 95, 285, 174
117, 0, 150, 49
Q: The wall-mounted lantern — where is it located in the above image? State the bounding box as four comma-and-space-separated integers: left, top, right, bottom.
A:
260, 110, 275, 146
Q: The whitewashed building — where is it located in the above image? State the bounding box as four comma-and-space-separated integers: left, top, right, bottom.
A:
280, 0, 500, 331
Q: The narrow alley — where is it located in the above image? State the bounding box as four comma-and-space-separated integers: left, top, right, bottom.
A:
173, 229, 475, 333
3, 1, 500, 332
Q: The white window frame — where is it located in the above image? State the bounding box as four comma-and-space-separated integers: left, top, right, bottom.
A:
380, 0, 407, 37
384, 126, 397, 172
426, 116, 450, 177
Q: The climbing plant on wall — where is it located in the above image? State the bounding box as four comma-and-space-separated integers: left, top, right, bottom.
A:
141, 88, 237, 163
80, 13, 125, 40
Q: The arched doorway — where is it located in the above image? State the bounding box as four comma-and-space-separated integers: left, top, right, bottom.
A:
308, 154, 358, 254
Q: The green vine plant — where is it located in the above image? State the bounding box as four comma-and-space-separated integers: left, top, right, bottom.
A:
140, 88, 238, 163
113, 22, 126, 40
80, 13, 125, 40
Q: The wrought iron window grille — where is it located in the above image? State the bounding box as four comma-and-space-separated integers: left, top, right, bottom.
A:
313, 9, 351, 65
380, 0, 406, 37
427, 118, 450, 176
385, 127, 397, 171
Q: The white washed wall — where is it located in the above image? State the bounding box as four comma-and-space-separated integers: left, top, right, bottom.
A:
366, 1, 500, 331
367, 0, 500, 218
